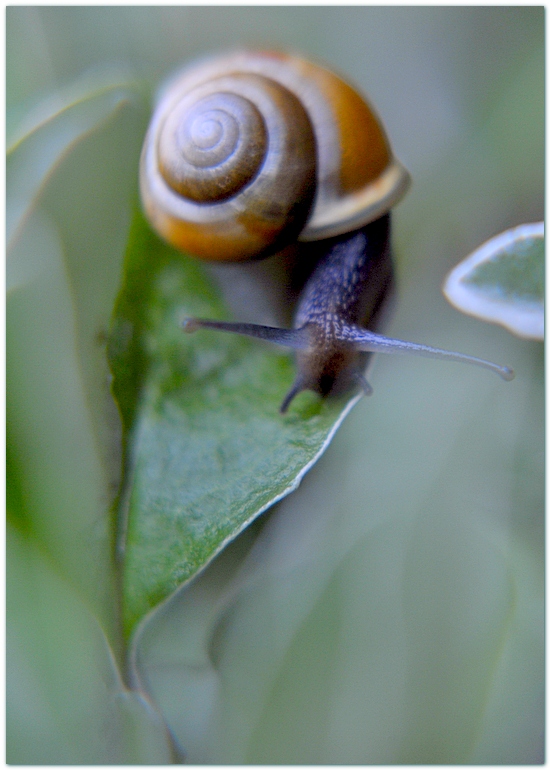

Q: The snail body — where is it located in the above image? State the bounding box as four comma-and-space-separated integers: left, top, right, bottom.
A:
141, 51, 513, 412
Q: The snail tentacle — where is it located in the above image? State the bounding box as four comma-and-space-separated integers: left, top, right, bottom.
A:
182, 318, 311, 349
338, 322, 515, 380
352, 372, 373, 397
280, 375, 310, 414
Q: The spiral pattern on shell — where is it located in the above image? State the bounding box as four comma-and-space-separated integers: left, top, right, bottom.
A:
157, 85, 268, 203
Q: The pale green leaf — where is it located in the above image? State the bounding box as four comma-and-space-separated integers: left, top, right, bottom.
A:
7, 525, 174, 764
7, 71, 141, 251
444, 223, 544, 340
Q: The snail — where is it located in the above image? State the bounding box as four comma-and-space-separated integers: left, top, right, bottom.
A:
140, 50, 514, 413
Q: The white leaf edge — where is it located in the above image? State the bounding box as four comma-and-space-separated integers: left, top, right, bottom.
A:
443, 222, 544, 340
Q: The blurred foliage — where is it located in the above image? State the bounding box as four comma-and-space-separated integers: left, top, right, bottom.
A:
444, 223, 544, 340
463, 233, 543, 302
6, 6, 543, 764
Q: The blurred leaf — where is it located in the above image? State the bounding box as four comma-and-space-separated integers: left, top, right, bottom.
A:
7, 68, 147, 632
463, 233, 543, 301
7, 70, 141, 254
7, 524, 174, 764
444, 223, 544, 340
107, 691, 179, 763
7, 209, 113, 619
108, 212, 362, 637
469, 542, 544, 763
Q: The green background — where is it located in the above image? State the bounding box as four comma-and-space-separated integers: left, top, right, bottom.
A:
7, 7, 543, 763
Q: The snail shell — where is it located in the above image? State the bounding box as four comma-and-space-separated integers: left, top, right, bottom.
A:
140, 50, 410, 261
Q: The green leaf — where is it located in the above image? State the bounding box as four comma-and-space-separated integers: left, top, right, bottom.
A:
7, 70, 141, 256
109, 212, 362, 638
7, 210, 114, 618
443, 223, 544, 340
7, 524, 174, 764
464, 238, 543, 301
7, 74, 147, 632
